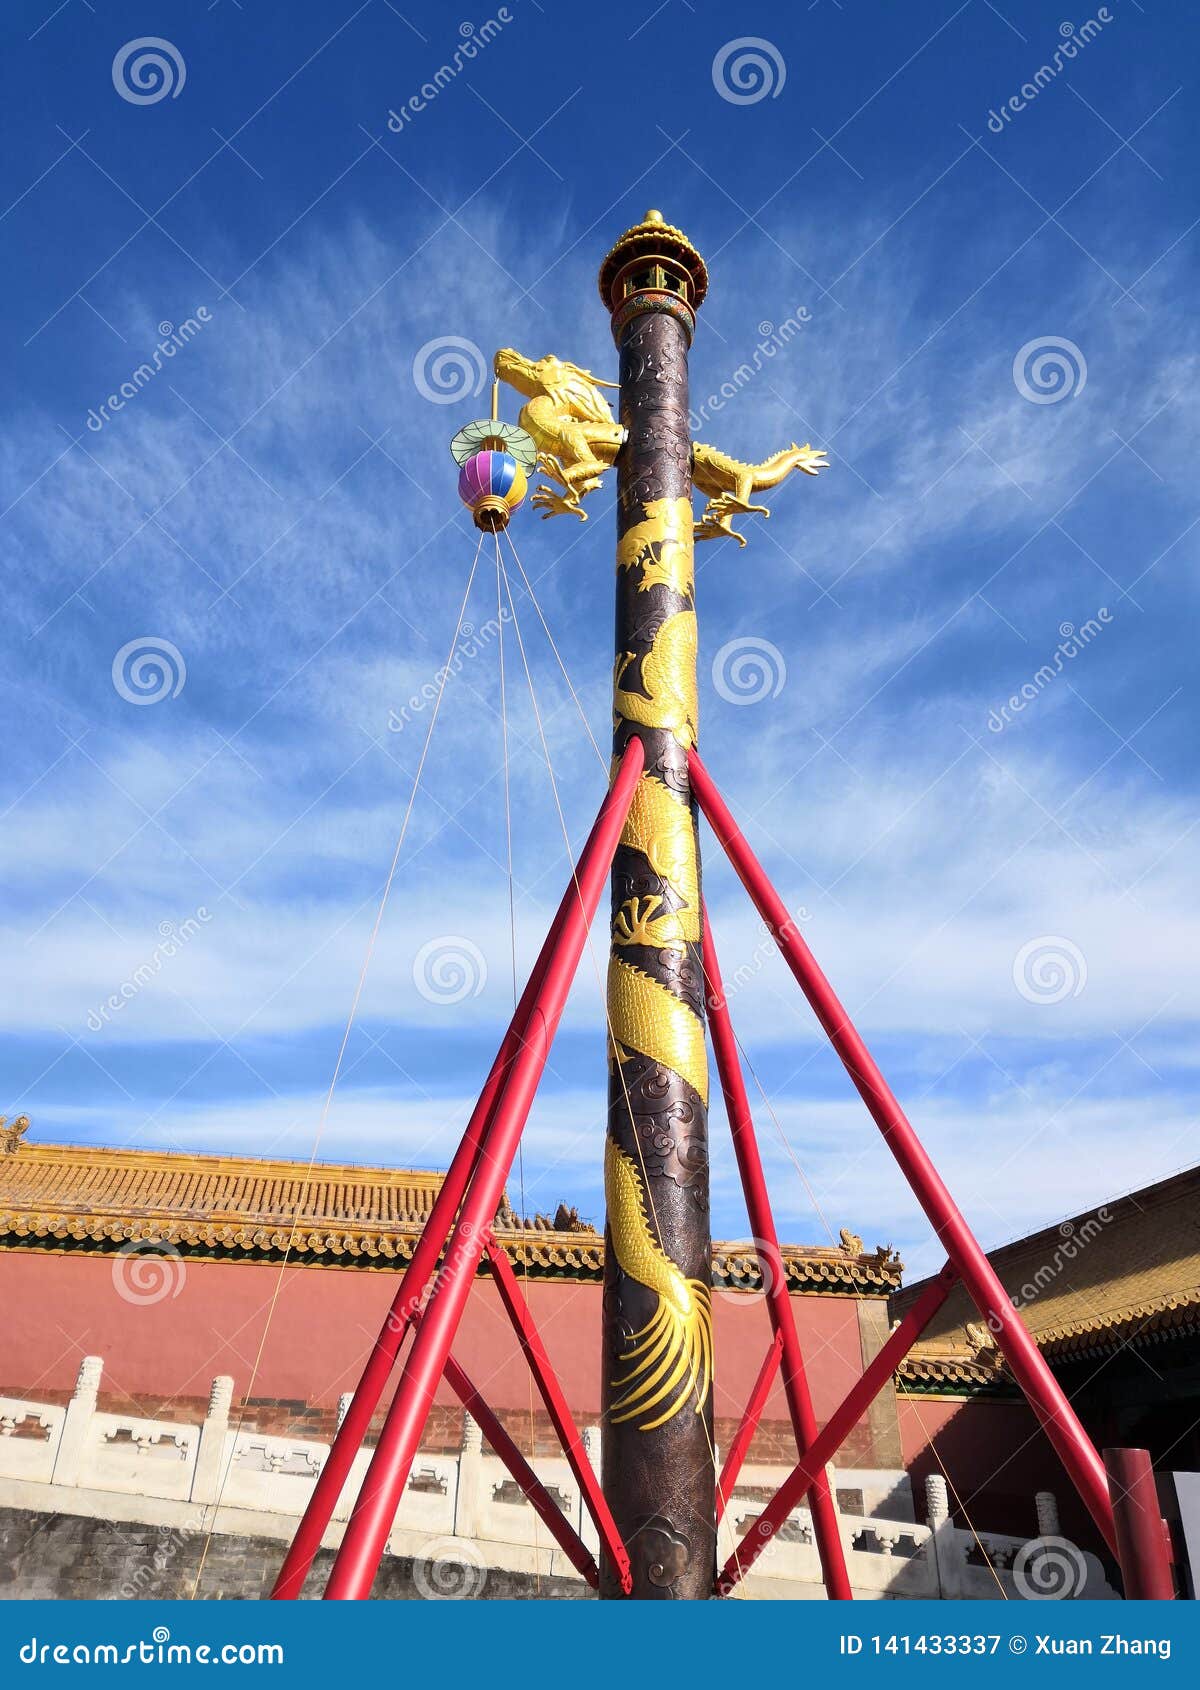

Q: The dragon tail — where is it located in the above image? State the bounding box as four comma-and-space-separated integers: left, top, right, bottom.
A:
605, 1136, 713, 1431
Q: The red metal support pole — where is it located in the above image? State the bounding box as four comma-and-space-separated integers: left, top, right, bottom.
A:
272, 744, 643, 1599
322, 740, 644, 1599
690, 750, 1118, 1559
702, 910, 853, 1600
273, 1032, 515, 1597
718, 1260, 958, 1594
715, 1333, 782, 1523
484, 1236, 632, 1590
439, 1346, 600, 1589
1104, 1447, 1175, 1599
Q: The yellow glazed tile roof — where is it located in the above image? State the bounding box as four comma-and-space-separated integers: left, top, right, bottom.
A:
892, 1163, 1200, 1362
0, 1141, 903, 1296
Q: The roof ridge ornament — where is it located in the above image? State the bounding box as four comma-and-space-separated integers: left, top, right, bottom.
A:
1, 1114, 30, 1154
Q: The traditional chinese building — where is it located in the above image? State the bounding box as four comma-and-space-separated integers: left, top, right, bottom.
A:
894, 1163, 1200, 1554
0, 1137, 906, 1475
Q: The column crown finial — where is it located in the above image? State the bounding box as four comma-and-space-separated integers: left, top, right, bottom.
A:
598, 210, 708, 325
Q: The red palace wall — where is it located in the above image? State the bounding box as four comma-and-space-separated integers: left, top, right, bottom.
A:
898, 1393, 1100, 1551
0, 1250, 890, 1466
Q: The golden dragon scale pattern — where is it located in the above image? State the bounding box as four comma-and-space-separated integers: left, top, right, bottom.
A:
606, 495, 712, 1432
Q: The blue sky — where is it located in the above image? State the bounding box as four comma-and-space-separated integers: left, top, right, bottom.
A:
1, 0, 1196, 1282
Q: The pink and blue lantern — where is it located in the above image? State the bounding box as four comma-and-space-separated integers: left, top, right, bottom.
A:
457, 449, 528, 532
450, 408, 537, 534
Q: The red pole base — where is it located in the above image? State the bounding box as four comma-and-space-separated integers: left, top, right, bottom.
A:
1104, 1447, 1174, 1599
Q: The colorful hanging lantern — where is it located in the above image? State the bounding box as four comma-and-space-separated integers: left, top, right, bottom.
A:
457, 448, 528, 531
450, 384, 537, 533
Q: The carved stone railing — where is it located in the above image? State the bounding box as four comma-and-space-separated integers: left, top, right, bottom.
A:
0, 1360, 1117, 1599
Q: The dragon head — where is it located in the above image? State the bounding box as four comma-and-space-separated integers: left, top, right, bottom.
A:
494, 348, 618, 423
493, 346, 540, 395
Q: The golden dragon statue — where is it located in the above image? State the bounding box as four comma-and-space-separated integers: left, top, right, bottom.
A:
495, 346, 827, 544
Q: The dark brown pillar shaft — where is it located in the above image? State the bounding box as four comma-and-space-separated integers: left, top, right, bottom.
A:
599, 214, 715, 1598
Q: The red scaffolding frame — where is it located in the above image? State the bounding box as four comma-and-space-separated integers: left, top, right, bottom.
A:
271, 738, 1173, 1602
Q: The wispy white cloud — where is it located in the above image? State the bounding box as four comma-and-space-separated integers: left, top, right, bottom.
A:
4, 188, 1195, 1252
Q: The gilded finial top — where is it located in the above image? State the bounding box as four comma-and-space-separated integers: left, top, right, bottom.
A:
598, 210, 708, 312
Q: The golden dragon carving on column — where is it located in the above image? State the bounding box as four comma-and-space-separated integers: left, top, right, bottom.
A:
494, 344, 823, 1433
494, 346, 828, 544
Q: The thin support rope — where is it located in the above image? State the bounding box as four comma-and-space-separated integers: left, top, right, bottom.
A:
915, 1402, 1008, 1598
496, 534, 716, 1456
503, 522, 836, 1248
502, 527, 606, 770
495, 538, 541, 1593
187, 530, 486, 1598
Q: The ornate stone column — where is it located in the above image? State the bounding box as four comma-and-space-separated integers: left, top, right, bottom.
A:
598, 211, 715, 1599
